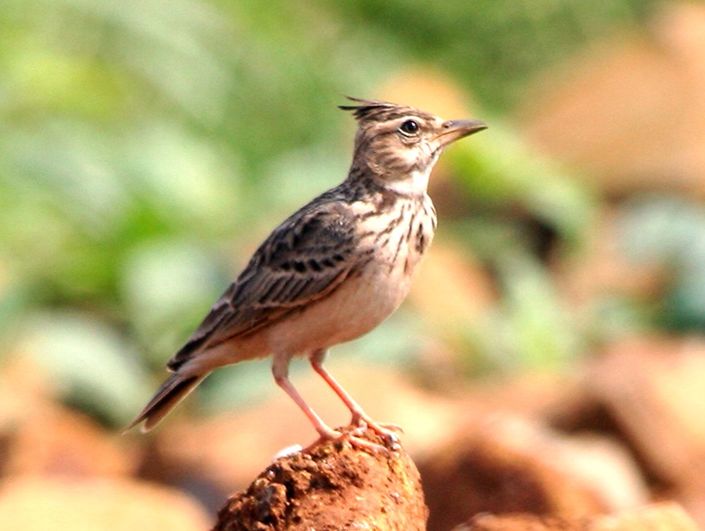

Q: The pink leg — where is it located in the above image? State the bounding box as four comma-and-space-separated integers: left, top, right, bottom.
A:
272, 354, 388, 453
309, 349, 401, 444
272, 354, 339, 439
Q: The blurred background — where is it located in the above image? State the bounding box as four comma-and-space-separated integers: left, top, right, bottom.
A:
2, 0, 705, 529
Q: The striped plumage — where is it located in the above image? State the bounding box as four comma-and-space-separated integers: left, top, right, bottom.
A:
128, 98, 486, 449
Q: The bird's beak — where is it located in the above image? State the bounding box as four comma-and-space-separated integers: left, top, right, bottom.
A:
436, 119, 487, 147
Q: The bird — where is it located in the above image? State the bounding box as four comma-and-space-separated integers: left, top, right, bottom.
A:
126, 97, 487, 451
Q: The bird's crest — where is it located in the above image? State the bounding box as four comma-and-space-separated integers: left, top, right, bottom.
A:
339, 96, 431, 123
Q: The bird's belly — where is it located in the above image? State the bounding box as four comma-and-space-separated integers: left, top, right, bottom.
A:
265, 261, 412, 355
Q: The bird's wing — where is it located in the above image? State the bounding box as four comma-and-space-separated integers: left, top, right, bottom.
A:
167, 199, 362, 371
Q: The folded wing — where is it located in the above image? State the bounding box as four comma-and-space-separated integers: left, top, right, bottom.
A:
167, 200, 359, 371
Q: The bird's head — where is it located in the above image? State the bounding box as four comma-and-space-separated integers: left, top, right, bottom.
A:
340, 97, 487, 194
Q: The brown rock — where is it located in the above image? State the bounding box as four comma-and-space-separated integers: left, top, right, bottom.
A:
459, 513, 583, 531
519, 3, 705, 198
420, 415, 638, 531
457, 503, 699, 531
0, 476, 210, 531
591, 502, 699, 530
585, 337, 705, 490
465, 376, 650, 510
213, 425, 427, 531
0, 356, 137, 479
0, 356, 55, 425
3, 405, 137, 479
548, 337, 705, 527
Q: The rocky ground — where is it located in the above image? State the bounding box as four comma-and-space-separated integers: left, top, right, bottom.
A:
2, 335, 705, 529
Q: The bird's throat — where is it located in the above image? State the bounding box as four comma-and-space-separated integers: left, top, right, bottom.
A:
382, 166, 432, 196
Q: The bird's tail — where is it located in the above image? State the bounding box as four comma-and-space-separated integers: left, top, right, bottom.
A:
124, 372, 207, 433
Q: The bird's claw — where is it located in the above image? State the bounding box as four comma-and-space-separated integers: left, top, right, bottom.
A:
350, 415, 403, 448
304, 427, 391, 455
346, 434, 393, 454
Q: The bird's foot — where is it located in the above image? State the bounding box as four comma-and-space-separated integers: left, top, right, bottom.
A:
346, 433, 392, 454
303, 425, 392, 455
351, 414, 403, 449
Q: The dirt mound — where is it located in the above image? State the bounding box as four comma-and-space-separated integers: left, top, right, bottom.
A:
213, 426, 427, 531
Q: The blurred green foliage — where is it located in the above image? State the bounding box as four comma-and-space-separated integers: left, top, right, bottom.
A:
0, 0, 683, 425
326, 0, 660, 111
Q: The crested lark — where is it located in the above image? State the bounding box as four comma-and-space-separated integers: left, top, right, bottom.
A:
128, 98, 486, 450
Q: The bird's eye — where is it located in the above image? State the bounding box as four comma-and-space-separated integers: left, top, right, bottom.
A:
399, 119, 419, 136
